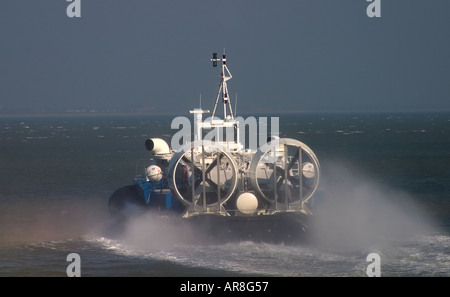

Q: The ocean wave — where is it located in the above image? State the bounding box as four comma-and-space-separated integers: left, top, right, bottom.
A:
80, 231, 450, 277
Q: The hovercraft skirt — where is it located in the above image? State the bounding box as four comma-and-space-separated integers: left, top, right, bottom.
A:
185, 212, 309, 245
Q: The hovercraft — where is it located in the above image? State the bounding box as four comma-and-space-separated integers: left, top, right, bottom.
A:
108, 52, 321, 244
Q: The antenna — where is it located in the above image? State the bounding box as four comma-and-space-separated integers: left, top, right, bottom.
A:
234, 93, 238, 116
212, 53, 218, 67
210, 51, 234, 120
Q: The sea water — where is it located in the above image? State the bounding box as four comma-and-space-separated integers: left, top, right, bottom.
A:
0, 112, 448, 277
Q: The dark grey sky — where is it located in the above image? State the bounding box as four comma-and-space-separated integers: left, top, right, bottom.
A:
1, 0, 449, 114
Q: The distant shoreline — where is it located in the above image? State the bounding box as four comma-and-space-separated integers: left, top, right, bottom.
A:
0, 109, 449, 119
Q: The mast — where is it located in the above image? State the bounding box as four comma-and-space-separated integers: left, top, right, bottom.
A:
188, 52, 242, 152
211, 52, 234, 120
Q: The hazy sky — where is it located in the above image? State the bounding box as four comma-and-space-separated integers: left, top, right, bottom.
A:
1, 0, 449, 114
